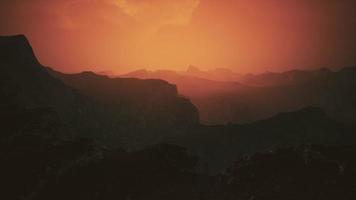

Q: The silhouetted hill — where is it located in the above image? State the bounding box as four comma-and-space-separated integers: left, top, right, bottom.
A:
0, 35, 198, 148
1, 35, 355, 199
0, 35, 104, 139
214, 67, 356, 124
47, 69, 186, 108
184, 66, 243, 82
123, 66, 356, 125
0, 35, 40, 64
47, 68, 199, 143
122, 68, 244, 95
122, 68, 246, 124
241, 68, 332, 86
124, 66, 242, 82
173, 107, 353, 172
238, 67, 356, 124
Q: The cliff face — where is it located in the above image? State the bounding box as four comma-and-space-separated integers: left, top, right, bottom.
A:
0, 35, 199, 147
50, 70, 179, 101
0, 35, 40, 65
48, 68, 199, 128
0, 35, 108, 139
0, 35, 80, 109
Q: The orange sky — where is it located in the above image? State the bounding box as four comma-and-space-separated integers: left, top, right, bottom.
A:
1, 0, 356, 74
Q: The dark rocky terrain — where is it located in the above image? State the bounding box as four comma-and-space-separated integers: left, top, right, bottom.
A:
123, 66, 356, 125
0, 35, 199, 148
1, 35, 355, 199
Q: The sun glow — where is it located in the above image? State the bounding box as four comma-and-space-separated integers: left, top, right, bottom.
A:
1, 0, 356, 74
115, 0, 200, 28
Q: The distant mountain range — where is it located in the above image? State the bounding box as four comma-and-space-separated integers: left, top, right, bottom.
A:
1, 35, 355, 174
123, 65, 243, 82
1, 35, 356, 199
121, 66, 356, 125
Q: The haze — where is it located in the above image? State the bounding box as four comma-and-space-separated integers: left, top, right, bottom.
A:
1, 0, 356, 73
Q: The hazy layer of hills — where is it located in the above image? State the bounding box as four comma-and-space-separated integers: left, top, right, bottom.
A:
122, 65, 356, 125
1, 35, 356, 199
1, 35, 354, 168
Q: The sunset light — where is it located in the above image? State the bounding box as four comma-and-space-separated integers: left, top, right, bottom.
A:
2, 1, 356, 199
1, 0, 356, 74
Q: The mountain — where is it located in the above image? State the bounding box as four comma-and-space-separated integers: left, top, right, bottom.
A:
1, 34, 355, 199
0, 35, 199, 148
172, 107, 353, 172
123, 66, 242, 82
230, 67, 356, 124
0, 35, 104, 139
47, 68, 199, 129
241, 68, 332, 86
183, 65, 243, 82
201, 66, 356, 125
123, 69, 243, 96
123, 66, 356, 125
121, 67, 248, 124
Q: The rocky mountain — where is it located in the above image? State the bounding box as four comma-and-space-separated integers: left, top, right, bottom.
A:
1, 34, 355, 199
122, 68, 243, 97
0, 35, 103, 139
221, 67, 356, 124
0, 35, 199, 148
121, 68, 247, 124
47, 68, 198, 129
123, 66, 356, 125
183, 65, 243, 82
173, 107, 353, 172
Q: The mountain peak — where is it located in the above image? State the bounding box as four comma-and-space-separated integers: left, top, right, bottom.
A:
80, 71, 108, 78
0, 34, 39, 65
125, 69, 150, 77
186, 65, 201, 73
0, 34, 28, 42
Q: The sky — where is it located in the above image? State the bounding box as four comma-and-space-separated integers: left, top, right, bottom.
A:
1, 0, 356, 74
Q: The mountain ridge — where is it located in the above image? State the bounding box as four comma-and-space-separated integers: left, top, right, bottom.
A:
0, 35, 199, 148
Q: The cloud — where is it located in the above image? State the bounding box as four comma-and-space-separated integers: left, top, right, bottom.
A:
0, 0, 199, 33
114, 0, 200, 30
